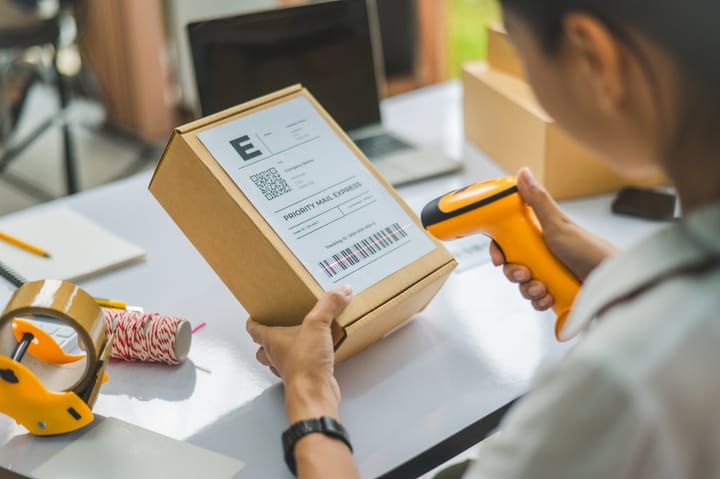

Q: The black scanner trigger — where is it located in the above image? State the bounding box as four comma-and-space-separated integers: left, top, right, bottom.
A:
491, 239, 506, 260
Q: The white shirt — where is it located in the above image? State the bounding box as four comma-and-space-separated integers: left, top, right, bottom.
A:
466, 201, 720, 479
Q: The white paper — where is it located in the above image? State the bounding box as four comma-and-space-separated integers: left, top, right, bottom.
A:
446, 236, 492, 273
198, 96, 435, 294
0, 208, 146, 282
30, 417, 245, 479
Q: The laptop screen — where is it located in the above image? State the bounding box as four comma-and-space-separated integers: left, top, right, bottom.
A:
187, 0, 382, 132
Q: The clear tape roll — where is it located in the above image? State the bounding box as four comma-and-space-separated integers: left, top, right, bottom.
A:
0, 279, 110, 405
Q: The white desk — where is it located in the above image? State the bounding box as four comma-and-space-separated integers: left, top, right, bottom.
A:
0, 81, 663, 478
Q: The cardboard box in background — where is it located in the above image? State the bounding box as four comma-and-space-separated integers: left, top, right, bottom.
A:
463, 61, 666, 199
149, 85, 456, 362
80, 0, 177, 143
487, 23, 525, 80
465, 25, 666, 199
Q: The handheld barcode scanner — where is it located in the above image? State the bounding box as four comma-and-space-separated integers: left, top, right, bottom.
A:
421, 177, 580, 341
0, 280, 112, 435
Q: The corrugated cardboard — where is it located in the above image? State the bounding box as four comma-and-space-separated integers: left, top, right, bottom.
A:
487, 23, 525, 80
149, 85, 456, 362
463, 62, 666, 198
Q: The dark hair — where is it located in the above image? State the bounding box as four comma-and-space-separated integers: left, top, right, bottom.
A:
499, 0, 720, 96
500, 0, 720, 170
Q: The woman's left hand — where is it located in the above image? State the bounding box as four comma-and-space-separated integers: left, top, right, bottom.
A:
246, 285, 353, 420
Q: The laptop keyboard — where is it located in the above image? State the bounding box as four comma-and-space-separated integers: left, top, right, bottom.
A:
354, 134, 412, 158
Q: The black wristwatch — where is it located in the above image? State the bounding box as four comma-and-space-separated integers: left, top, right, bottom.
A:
282, 416, 353, 476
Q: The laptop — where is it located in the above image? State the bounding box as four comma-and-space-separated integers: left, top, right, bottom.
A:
187, 0, 462, 186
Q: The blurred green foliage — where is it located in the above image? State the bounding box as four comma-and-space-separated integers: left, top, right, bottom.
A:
448, 0, 501, 78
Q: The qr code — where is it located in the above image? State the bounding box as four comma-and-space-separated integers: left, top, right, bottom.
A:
250, 167, 292, 200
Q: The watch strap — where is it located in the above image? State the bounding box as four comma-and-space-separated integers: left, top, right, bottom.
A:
282, 416, 353, 476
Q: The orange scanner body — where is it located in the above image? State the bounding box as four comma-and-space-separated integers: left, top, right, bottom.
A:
421, 177, 580, 341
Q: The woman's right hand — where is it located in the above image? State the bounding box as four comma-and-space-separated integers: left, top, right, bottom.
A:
490, 168, 619, 311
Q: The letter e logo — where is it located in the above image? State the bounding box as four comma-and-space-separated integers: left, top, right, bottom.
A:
229, 135, 262, 161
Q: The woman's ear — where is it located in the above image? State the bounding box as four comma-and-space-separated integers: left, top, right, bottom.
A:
561, 13, 628, 114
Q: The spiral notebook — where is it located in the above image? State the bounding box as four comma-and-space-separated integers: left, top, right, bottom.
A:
0, 207, 146, 285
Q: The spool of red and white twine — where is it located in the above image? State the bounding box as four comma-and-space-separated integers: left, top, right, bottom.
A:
102, 310, 192, 365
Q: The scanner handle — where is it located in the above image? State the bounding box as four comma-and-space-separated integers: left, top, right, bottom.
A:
495, 203, 580, 340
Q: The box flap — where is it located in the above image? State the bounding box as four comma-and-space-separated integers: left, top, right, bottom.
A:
487, 23, 525, 79
334, 259, 457, 362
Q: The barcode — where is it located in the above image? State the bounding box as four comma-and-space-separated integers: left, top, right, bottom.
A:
318, 223, 408, 278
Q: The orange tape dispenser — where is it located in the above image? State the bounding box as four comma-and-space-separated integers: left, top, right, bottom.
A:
421, 177, 580, 340
0, 280, 113, 435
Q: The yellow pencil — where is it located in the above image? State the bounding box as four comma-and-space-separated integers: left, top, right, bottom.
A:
0, 231, 50, 258
94, 298, 127, 310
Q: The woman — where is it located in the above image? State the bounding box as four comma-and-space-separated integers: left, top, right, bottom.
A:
246, 1, 720, 477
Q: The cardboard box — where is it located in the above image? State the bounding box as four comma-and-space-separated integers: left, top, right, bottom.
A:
80, 0, 176, 142
487, 23, 525, 80
149, 85, 456, 362
463, 62, 666, 198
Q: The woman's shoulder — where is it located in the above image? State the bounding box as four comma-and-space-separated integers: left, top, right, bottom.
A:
566, 263, 720, 413
563, 201, 720, 344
